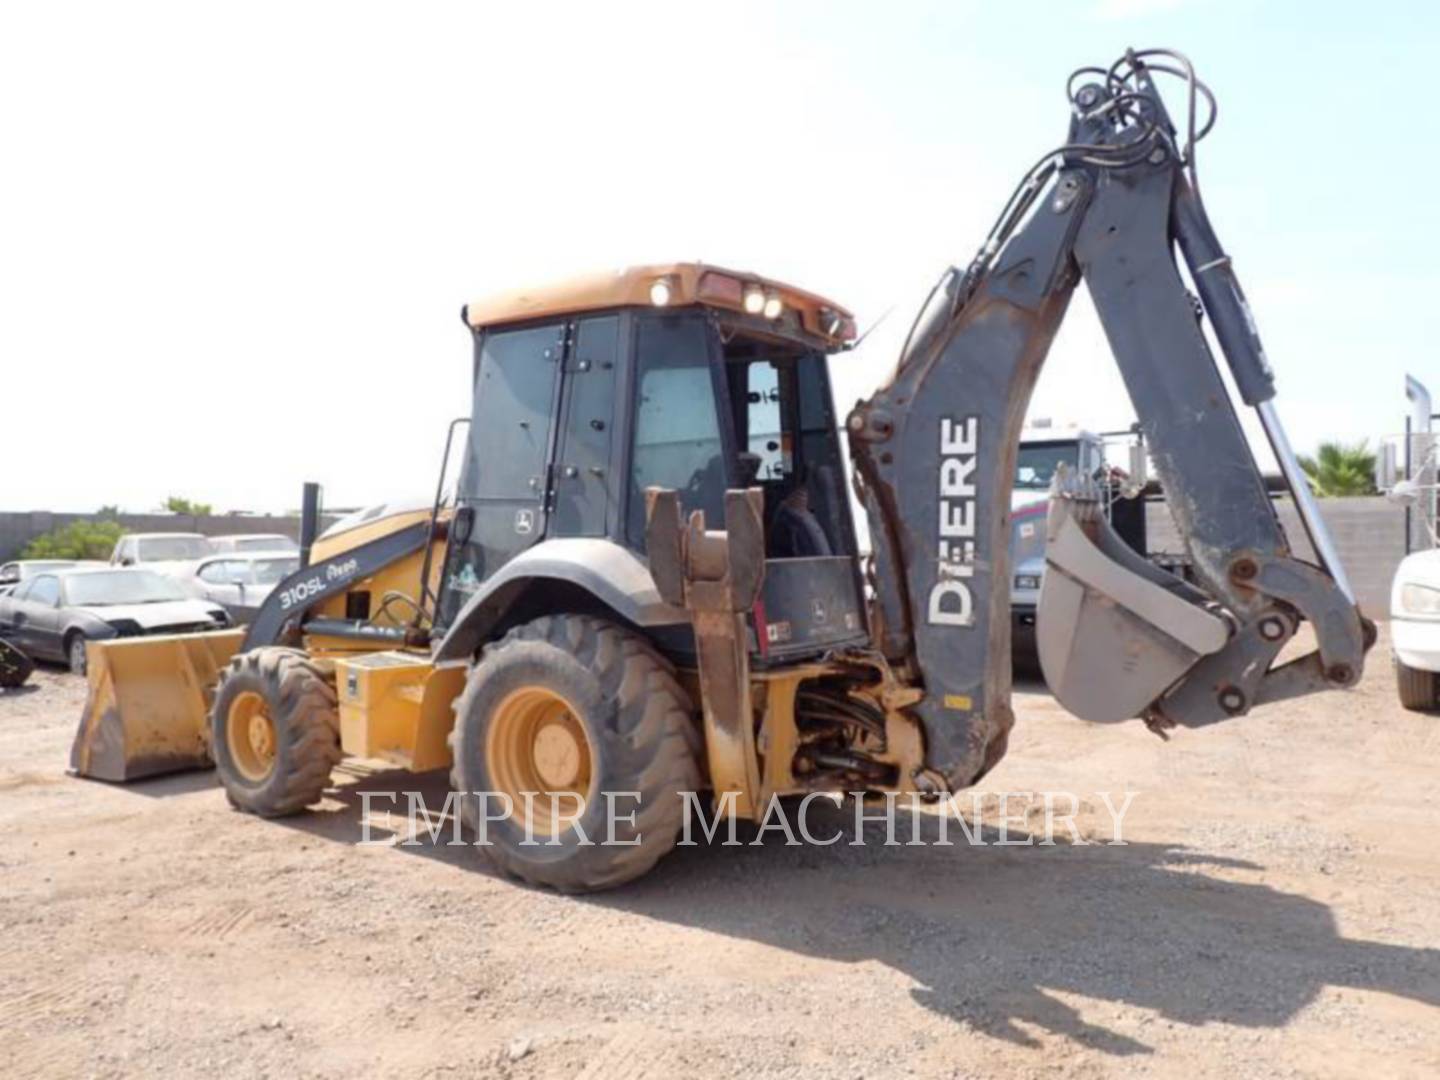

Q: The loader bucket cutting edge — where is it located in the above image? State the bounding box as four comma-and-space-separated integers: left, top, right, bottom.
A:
69, 629, 245, 782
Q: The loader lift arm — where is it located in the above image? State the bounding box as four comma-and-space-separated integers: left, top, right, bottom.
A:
848, 48, 1371, 793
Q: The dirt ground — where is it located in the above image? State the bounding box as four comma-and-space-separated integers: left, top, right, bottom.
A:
3, 627, 1438, 1079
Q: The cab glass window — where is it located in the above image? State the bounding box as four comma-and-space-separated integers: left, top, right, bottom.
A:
746, 362, 789, 481
628, 316, 726, 545
466, 324, 562, 501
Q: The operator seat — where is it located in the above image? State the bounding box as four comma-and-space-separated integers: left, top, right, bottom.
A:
769, 486, 832, 558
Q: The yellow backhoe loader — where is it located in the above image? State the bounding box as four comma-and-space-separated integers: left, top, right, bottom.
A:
71, 49, 1372, 891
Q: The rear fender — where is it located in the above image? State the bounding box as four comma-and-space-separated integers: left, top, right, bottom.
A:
433, 539, 687, 662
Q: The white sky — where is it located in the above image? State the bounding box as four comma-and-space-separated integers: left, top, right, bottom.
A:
4, 1, 1437, 513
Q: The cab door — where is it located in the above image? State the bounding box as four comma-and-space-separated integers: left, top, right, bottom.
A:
439, 321, 564, 625
550, 316, 620, 537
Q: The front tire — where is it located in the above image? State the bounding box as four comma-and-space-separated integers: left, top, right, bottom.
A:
449, 615, 701, 892
1395, 657, 1438, 711
0, 638, 34, 689
211, 648, 341, 817
67, 633, 88, 676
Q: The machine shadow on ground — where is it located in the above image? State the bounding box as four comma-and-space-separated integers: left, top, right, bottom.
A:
281, 764, 1440, 1057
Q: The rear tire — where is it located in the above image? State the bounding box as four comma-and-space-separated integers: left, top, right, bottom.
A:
212, 647, 341, 817
449, 615, 701, 892
1395, 657, 1438, 711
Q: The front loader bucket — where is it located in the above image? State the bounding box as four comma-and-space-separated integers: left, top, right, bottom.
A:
69, 630, 244, 782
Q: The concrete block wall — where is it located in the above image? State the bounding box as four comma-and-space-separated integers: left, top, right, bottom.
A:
1145, 495, 1407, 618
3, 498, 1412, 618
0, 511, 338, 563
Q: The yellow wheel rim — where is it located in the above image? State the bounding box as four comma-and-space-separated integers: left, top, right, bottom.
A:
227, 690, 278, 784
486, 687, 594, 838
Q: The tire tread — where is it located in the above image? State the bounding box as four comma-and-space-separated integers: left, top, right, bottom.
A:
448, 615, 700, 892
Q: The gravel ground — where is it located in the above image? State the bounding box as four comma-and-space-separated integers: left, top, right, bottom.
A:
2, 625, 1438, 1078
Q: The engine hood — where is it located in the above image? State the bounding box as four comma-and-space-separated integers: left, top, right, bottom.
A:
1391, 548, 1440, 618
1013, 553, 1047, 576
77, 600, 227, 629
136, 560, 198, 577
1394, 549, 1440, 589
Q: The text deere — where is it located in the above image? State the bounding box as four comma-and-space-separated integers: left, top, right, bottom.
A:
929, 416, 978, 626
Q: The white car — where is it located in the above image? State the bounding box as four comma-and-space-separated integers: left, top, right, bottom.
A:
0, 559, 105, 594
110, 533, 211, 574
207, 533, 299, 554
180, 550, 300, 621
1390, 548, 1440, 709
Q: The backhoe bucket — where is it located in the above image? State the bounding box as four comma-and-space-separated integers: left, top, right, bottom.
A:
69, 630, 244, 782
1037, 473, 1228, 722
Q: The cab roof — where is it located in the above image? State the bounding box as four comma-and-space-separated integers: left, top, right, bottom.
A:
463, 262, 856, 350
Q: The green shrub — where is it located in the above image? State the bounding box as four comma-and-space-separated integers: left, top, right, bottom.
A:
163, 496, 213, 515
21, 520, 125, 560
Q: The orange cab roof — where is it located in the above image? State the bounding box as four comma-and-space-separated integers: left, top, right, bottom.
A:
463, 262, 856, 348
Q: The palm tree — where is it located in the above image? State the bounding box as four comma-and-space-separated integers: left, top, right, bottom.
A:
1297, 440, 1377, 497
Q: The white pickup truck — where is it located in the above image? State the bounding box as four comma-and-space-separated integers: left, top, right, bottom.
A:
1390, 549, 1440, 709
1009, 427, 1109, 658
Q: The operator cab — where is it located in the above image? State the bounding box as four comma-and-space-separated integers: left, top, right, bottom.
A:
440, 263, 865, 663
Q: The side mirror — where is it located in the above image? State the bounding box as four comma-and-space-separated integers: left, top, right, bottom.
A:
1387, 478, 1422, 506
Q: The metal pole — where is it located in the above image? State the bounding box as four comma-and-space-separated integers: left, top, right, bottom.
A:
1404, 415, 1413, 556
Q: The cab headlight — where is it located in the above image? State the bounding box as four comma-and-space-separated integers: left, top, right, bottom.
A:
1400, 582, 1440, 616
648, 277, 673, 306
743, 285, 766, 315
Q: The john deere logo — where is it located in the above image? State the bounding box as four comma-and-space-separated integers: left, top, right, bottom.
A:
812, 599, 828, 624
514, 509, 535, 535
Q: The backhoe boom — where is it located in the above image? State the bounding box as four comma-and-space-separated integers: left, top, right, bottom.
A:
848, 48, 1370, 793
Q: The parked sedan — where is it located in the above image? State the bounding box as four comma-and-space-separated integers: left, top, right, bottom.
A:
1391, 547, 1440, 710
0, 559, 105, 594
181, 551, 300, 622
0, 568, 231, 675
110, 533, 211, 570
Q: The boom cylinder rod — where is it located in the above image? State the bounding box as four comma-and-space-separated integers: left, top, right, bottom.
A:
1172, 175, 1354, 601
1257, 399, 1356, 603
